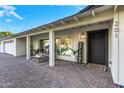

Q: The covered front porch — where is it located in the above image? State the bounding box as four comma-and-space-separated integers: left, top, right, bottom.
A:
23, 20, 112, 68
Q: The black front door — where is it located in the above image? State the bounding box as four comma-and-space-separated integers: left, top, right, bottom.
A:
87, 29, 108, 65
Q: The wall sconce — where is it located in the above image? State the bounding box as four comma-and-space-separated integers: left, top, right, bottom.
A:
81, 32, 85, 38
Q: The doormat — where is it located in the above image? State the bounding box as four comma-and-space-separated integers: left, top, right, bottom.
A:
86, 63, 107, 72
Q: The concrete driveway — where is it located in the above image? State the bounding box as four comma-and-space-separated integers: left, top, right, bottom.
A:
0, 53, 119, 88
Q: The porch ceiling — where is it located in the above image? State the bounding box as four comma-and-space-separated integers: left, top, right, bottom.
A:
56, 20, 112, 32
34, 6, 114, 32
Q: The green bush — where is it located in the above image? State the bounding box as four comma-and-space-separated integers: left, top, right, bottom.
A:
56, 47, 78, 56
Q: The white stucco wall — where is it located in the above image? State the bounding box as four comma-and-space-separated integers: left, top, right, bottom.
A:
108, 21, 112, 68
110, 6, 124, 86
117, 6, 124, 85
16, 38, 26, 56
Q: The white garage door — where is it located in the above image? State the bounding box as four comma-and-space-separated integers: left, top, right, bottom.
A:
4, 40, 15, 55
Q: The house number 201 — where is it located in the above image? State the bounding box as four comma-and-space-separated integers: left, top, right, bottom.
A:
114, 21, 119, 38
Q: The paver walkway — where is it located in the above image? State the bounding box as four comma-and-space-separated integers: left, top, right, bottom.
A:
0, 53, 119, 88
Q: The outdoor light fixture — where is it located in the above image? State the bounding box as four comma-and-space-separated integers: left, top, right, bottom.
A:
81, 32, 85, 38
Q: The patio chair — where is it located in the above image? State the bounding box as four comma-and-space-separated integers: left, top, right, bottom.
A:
31, 49, 36, 56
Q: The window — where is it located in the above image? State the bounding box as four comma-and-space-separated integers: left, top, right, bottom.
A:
39, 35, 73, 56
39, 39, 49, 54
56, 35, 73, 56
43, 40, 49, 54
4, 40, 14, 44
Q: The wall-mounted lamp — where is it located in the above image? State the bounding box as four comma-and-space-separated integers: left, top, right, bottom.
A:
81, 32, 85, 38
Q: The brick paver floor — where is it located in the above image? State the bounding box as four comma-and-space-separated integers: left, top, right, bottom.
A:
0, 53, 119, 88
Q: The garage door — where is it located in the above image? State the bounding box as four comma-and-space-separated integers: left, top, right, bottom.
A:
4, 40, 15, 55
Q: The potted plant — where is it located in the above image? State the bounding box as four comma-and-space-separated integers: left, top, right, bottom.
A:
70, 48, 78, 61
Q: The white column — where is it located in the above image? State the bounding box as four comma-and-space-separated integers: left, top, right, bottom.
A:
49, 31, 55, 66
111, 10, 119, 83
26, 35, 31, 60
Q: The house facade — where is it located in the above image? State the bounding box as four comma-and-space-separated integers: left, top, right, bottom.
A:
0, 5, 124, 86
